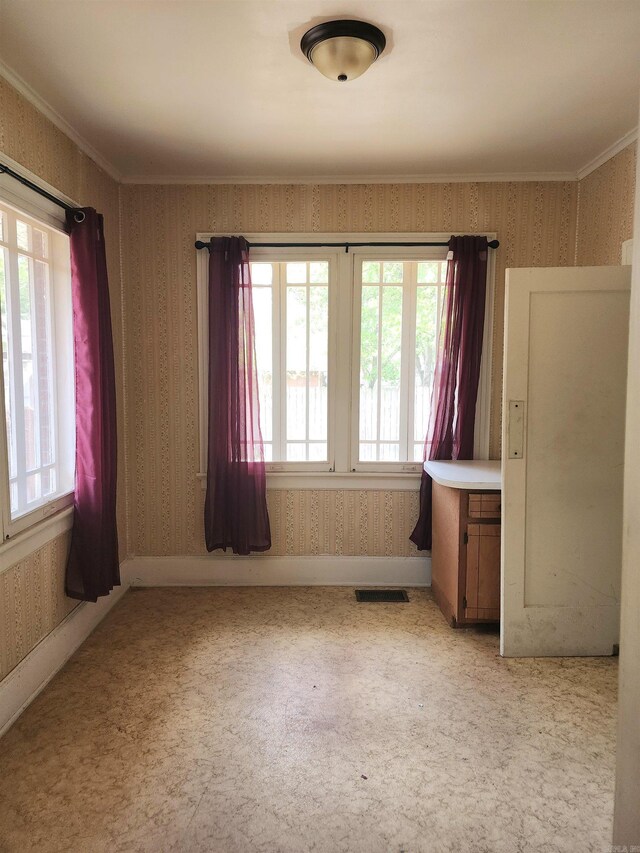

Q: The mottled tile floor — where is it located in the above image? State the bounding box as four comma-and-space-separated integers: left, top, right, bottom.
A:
0, 588, 617, 853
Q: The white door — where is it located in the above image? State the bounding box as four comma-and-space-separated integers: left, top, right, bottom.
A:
501, 266, 631, 657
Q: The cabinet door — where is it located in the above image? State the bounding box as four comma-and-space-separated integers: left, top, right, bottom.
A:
465, 523, 500, 621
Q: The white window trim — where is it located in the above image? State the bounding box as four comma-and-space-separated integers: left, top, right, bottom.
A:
0, 159, 77, 548
197, 231, 496, 490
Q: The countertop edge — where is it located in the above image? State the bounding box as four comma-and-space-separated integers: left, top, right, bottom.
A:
424, 460, 502, 491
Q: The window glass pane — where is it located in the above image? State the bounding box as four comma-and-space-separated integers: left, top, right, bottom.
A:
262, 443, 273, 462
414, 286, 438, 448
379, 443, 399, 461
440, 261, 448, 281
34, 260, 54, 466
417, 261, 439, 284
18, 255, 38, 473
382, 262, 403, 283
252, 287, 272, 443
286, 262, 306, 284
359, 285, 379, 442
286, 443, 305, 461
414, 443, 424, 462
32, 228, 48, 258
361, 261, 380, 283
42, 467, 55, 497
27, 471, 41, 504
379, 286, 402, 441
309, 262, 328, 284
16, 220, 30, 251
308, 286, 328, 442
286, 286, 307, 442
359, 443, 376, 461
308, 442, 327, 461
251, 262, 272, 285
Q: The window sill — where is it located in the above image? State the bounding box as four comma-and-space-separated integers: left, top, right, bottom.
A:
197, 471, 421, 491
0, 504, 74, 576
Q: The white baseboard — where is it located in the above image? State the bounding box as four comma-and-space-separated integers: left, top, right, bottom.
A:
124, 554, 431, 588
0, 582, 129, 738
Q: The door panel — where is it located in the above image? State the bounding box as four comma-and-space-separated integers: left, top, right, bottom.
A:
501, 266, 631, 656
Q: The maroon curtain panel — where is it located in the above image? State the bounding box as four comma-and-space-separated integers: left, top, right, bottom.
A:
410, 235, 489, 550
204, 237, 271, 554
65, 208, 119, 601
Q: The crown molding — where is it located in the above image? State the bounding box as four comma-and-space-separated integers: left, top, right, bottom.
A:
576, 127, 638, 181
121, 170, 578, 186
0, 60, 122, 183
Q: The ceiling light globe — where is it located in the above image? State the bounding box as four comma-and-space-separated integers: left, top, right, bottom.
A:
300, 20, 386, 83
310, 36, 377, 82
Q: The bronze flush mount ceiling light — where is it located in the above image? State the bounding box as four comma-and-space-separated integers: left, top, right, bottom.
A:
300, 19, 386, 82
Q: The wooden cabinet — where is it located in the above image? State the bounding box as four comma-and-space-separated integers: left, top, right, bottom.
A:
431, 481, 501, 627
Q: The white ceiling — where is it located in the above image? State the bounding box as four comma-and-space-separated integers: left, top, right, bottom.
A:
0, 0, 639, 182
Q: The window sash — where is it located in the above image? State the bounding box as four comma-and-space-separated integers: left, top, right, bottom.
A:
0, 201, 74, 535
252, 259, 332, 468
351, 252, 449, 472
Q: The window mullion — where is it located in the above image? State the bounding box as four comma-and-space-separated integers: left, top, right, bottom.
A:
7, 216, 28, 512
305, 270, 310, 461
271, 264, 280, 462
400, 262, 417, 463
277, 263, 286, 462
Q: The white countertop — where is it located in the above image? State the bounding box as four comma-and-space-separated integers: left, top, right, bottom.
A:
424, 459, 501, 491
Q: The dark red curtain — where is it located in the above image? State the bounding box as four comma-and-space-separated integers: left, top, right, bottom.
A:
204, 237, 271, 554
410, 235, 489, 550
65, 209, 120, 601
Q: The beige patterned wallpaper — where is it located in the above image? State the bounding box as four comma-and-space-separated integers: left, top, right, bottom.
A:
0, 78, 124, 679
266, 489, 420, 557
576, 143, 637, 265
120, 180, 577, 556
0, 531, 74, 681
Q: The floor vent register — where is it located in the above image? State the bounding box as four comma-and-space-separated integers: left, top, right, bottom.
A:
355, 589, 409, 603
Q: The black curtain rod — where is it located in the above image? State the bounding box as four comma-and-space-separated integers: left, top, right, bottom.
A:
0, 162, 85, 222
195, 238, 499, 253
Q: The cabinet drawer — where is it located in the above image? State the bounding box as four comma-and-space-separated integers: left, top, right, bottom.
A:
468, 493, 501, 519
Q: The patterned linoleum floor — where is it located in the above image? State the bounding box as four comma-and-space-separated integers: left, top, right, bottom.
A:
0, 587, 617, 853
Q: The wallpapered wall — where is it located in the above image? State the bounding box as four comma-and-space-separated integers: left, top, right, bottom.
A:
120, 179, 577, 556
0, 79, 124, 681
576, 144, 637, 265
